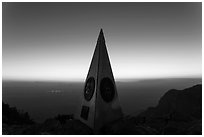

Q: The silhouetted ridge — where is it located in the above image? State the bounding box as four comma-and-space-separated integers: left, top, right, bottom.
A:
2, 102, 34, 125
137, 84, 202, 134
158, 84, 201, 119
140, 84, 201, 119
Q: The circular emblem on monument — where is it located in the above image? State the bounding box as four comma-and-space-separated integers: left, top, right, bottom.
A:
84, 77, 95, 101
100, 77, 115, 102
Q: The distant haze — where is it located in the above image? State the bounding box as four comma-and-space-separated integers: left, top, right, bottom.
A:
3, 2, 202, 81
3, 78, 201, 122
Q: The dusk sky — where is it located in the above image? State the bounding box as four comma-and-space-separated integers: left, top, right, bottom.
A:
2, 2, 202, 81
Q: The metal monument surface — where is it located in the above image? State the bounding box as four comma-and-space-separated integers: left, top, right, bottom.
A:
76, 29, 123, 133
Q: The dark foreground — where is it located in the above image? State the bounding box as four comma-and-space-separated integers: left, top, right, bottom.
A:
2, 84, 202, 135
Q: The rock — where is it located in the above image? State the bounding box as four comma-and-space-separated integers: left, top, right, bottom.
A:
138, 84, 202, 135
101, 117, 158, 135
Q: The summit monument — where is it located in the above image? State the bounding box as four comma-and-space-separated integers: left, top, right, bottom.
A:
76, 29, 123, 133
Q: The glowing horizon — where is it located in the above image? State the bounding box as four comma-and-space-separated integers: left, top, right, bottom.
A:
3, 3, 202, 81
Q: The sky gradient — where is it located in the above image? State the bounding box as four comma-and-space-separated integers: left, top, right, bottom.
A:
2, 2, 202, 81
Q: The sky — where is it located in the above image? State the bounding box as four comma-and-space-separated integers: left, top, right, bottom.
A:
2, 2, 202, 81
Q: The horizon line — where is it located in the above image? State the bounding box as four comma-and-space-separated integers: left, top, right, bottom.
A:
2, 76, 202, 83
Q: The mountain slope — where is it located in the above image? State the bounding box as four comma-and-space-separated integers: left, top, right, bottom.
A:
138, 84, 202, 134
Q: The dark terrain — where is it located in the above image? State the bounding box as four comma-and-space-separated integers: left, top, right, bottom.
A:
2, 84, 202, 135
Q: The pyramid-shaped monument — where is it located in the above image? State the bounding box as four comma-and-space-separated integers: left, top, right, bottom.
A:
76, 29, 123, 133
